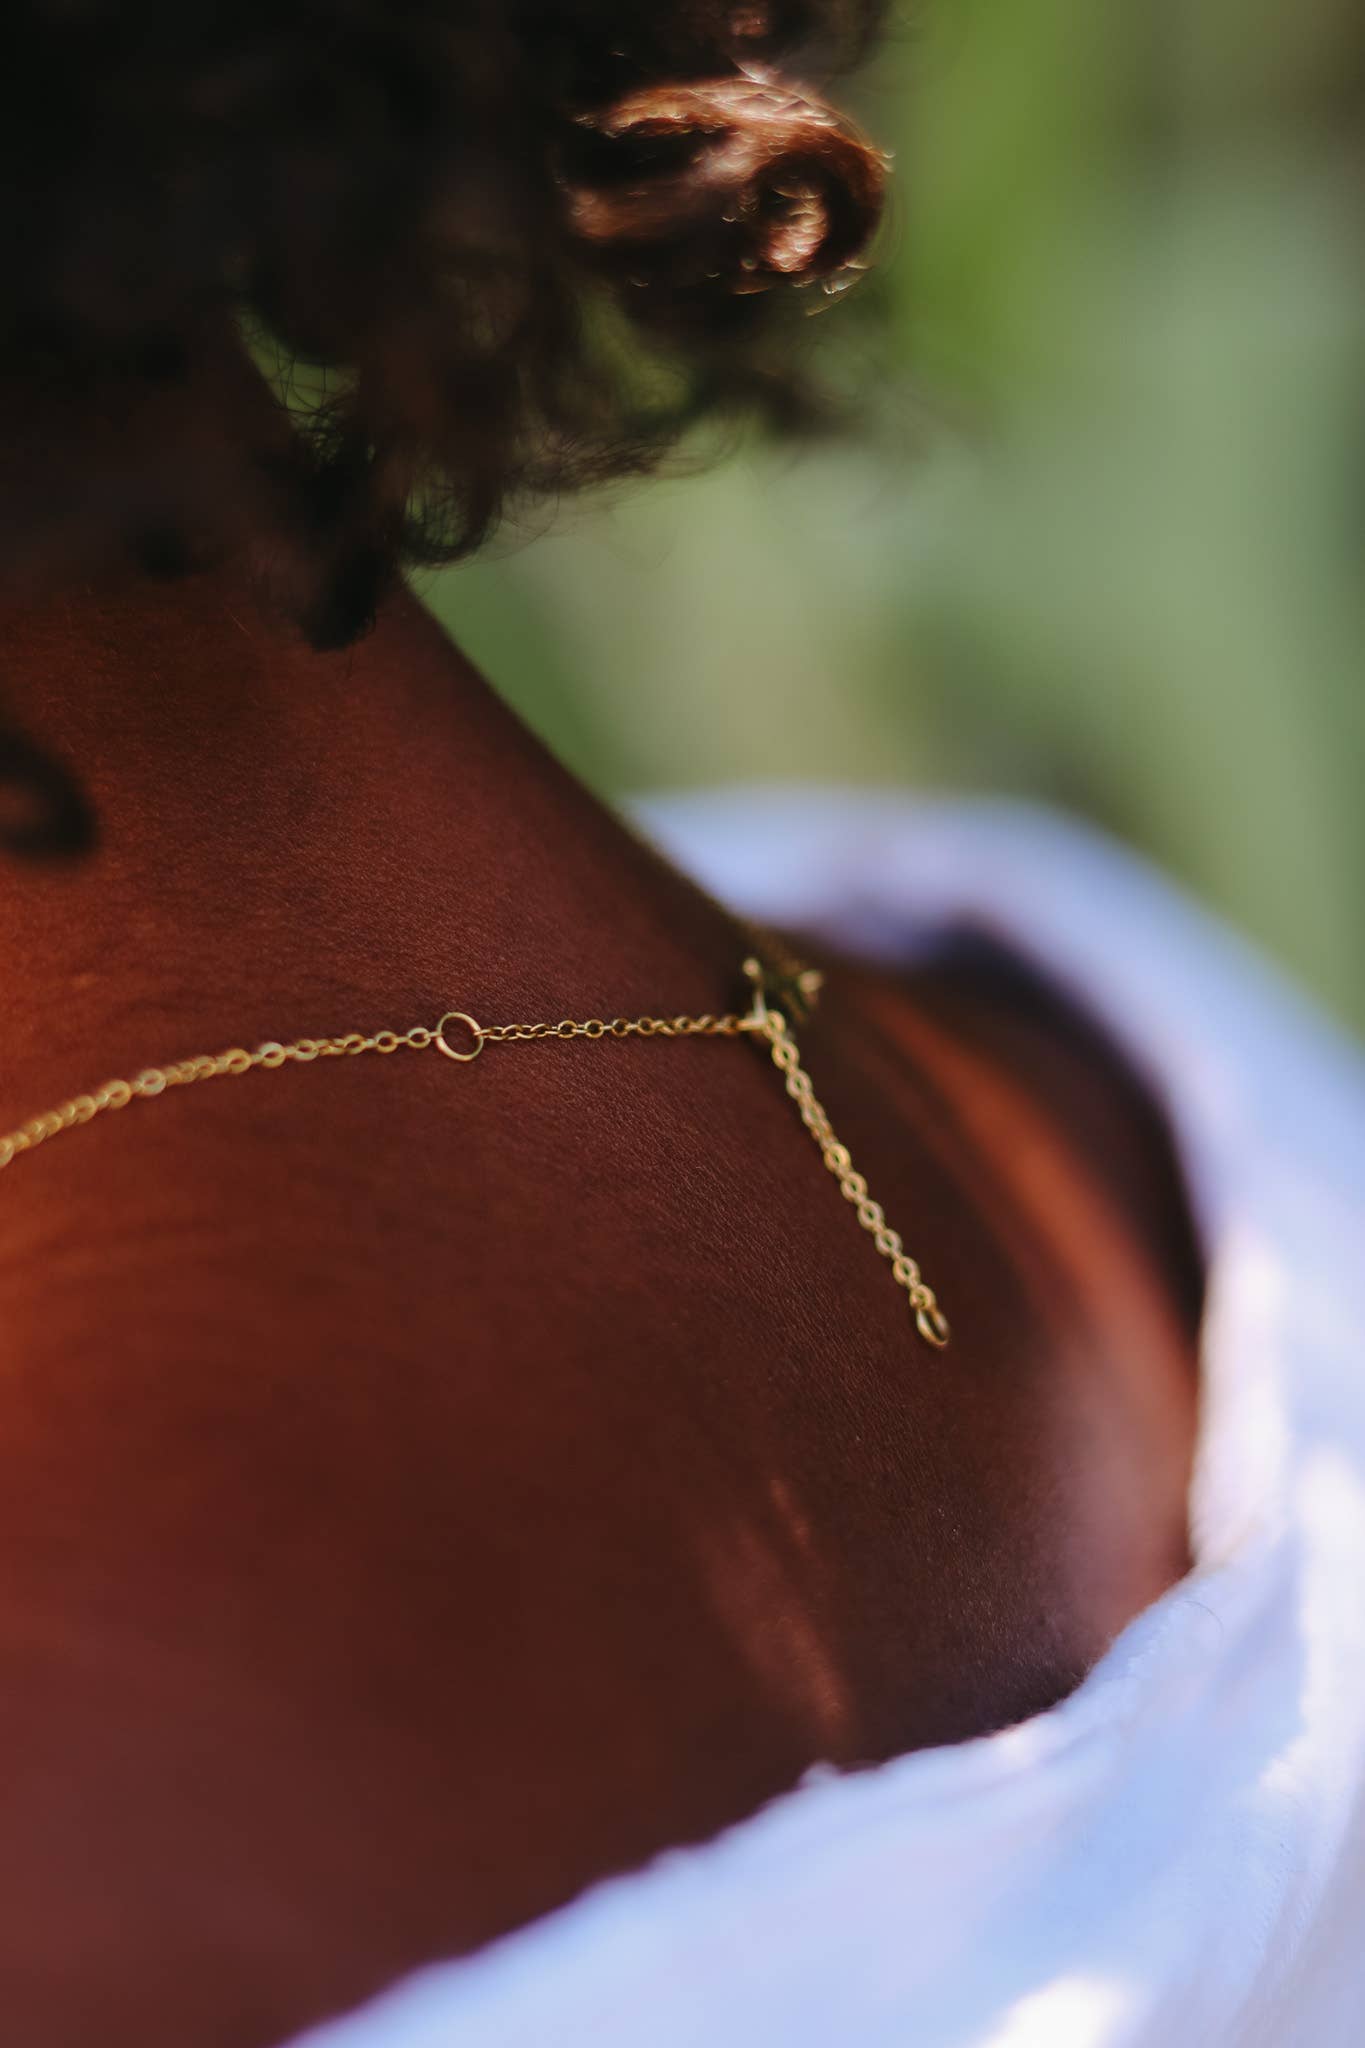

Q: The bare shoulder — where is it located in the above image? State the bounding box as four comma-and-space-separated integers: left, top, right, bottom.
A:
826, 921, 1206, 1338
0, 931, 1201, 2045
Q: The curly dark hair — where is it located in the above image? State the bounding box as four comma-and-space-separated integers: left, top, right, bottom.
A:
2, 1, 887, 649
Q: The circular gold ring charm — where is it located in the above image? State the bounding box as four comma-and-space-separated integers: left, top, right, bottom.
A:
434, 1011, 485, 1063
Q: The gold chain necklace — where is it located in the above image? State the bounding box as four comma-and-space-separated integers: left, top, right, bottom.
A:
0, 954, 950, 1349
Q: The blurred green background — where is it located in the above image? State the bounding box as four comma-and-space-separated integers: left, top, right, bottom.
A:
426, 0, 1365, 1036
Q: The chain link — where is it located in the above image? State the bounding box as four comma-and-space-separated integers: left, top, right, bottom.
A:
0, 958, 949, 1349
477, 1012, 753, 1045
753, 1010, 950, 1349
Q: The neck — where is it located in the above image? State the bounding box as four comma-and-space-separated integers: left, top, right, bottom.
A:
0, 563, 738, 1102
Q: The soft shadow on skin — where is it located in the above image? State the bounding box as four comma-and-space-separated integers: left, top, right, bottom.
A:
858, 982, 1197, 1414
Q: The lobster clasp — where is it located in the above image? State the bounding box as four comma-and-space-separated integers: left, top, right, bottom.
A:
742, 953, 824, 1033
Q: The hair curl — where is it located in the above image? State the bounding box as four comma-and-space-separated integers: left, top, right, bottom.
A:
1, 1, 888, 647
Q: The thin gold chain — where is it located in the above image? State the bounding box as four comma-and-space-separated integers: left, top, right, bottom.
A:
0, 956, 949, 1349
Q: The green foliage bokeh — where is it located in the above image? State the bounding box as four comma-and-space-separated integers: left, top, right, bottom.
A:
427, 0, 1365, 1034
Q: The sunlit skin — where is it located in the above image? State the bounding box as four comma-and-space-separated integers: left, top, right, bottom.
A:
0, 522, 1200, 2045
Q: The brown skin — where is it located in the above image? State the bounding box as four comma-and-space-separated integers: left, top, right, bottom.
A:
0, 558, 1200, 2047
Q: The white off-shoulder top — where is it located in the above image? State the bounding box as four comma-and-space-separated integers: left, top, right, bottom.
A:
290, 791, 1365, 2048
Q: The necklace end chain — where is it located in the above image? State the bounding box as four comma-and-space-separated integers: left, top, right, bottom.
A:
1, 956, 948, 1351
